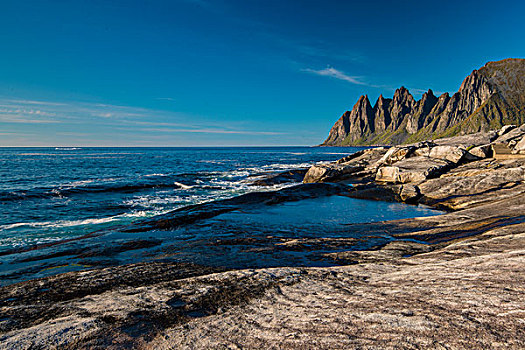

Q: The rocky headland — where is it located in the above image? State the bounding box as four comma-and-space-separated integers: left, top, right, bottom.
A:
1, 125, 525, 349
322, 58, 525, 146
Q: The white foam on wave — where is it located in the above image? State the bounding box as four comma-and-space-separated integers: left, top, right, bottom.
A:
239, 162, 313, 174
0, 209, 174, 232
196, 160, 224, 164
0, 221, 53, 230
0, 235, 66, 249
224, 170, 251, 178
65, 179, 95, 187
0, 217, 115, 231
173, 181, 194, 190
123, 194, 185, 207
59, 177, 121, 189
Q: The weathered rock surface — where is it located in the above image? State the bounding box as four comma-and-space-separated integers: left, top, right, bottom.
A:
1, 212, 524, 349
2, 125, 525, 349
322, 58, 525, 146
303, 147, 387, 183
248, 169, 308, 186
375, 157, 451, 183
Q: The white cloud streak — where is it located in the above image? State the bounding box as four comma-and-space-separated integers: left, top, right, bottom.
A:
303, 67, 367, 85
0, 97, 286, 138
127, 127, 286, 135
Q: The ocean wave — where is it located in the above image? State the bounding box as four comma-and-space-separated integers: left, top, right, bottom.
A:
0, 235, 66, 249
0, 180, 189, 202
239, 162, 312, 174
0, 210, 172, 232
173, 182, 194, 190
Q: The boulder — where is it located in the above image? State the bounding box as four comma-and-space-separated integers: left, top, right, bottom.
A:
399, 184, 420, 202
494, 124, 525, 144
336, 147, 388, 165
466, 144, 492, 159
498, 124, 517, 136
304, 147, 388, 183
303, 165, 331, 183
428, 145, 467, 163
250, 169, 307, 186
376, 145, 416, 165
412, 141, 436, 157
375, 157, 451, 184
434, 130, 498, 148
303, 164, 365, 183
513, 136, 525, 153
418, 162, 525, 209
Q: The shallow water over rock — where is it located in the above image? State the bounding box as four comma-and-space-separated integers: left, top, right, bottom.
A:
0, 185, 441, 285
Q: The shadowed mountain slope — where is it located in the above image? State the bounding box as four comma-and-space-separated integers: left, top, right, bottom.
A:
322, 58, 525, 146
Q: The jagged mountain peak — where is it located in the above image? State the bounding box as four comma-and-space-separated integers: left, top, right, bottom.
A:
356, 94, 371, 104
422, 89, 435, 97
393, 86, 412, 99
321, 58, 525, 146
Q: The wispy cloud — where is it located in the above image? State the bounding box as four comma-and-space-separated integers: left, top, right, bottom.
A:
0, 106, 60, 124
0, 99, 154, 124
6, 99, 67, 106
301, 67, 442, 97
127, 127, 286, 135
303, 67, 367, 85
0, 96, 287, 143
131, 121, 197, 127
0, 132, 34, 136
155, 97, 176, 102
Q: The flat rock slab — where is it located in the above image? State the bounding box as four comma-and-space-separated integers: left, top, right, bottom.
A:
375, 157, 451, 183
2, 221, 523, 349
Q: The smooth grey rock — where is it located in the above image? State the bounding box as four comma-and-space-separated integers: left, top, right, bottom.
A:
376, 157, 451, 184
498, 124, 517, 136
302, 164, 365, 183
399, 184, 420, 202
419, 162, 525, 209
466, 144, 492, 159
376, 145, 416, 165
303, 147, 387, 183
428, 145, 467, 163
494, 124, 525, 144
513, 135, 525, 153
434, 130, 498, 147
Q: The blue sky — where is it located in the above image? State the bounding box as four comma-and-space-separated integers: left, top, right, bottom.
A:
0, 0, 524, 146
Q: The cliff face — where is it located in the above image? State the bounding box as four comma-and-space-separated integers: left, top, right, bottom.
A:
321, 58, 525, 146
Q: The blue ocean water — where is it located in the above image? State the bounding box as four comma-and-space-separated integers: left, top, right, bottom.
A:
0, 147, 364, 251
0, 147, 444, 284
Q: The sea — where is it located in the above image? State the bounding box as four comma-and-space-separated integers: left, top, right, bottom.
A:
0, 147, 442, 284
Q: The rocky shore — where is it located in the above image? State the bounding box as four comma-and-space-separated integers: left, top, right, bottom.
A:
1, 125, 525, 349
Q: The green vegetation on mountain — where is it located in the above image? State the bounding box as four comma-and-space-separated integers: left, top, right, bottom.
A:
321, 58, 525, 146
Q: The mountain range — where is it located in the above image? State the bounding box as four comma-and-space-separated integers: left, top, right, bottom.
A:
321, 58, 525, 146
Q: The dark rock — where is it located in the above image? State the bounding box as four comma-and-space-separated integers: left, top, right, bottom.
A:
249, 169, 307, 186
125, 183, 352, 232
3, 126, 525, 349
303, 148, 387, 183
